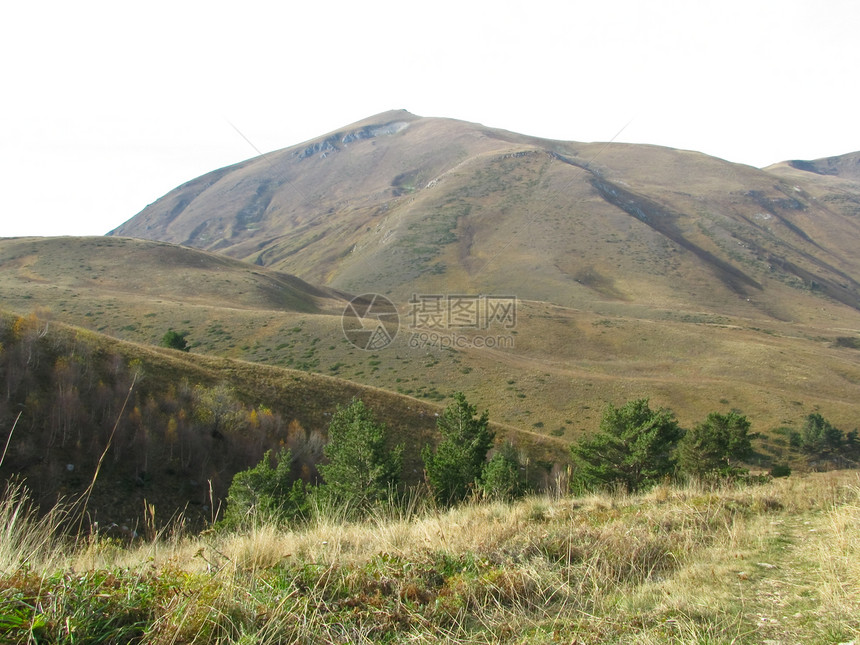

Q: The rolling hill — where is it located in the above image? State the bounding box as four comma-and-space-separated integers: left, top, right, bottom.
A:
0, 235, 345, 313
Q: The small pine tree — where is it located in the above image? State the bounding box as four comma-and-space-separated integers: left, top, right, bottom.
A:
570, 399, 683, 493
677, 411, 752, 479
317, 398, 402, 512
422, 392, 494, 506
800, 413, 843, 456
480, 442, 525, 501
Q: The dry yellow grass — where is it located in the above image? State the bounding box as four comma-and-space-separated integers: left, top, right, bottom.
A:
4, 472, 854, 643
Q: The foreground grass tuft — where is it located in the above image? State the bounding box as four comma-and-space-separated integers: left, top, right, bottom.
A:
1, 472, 858, 643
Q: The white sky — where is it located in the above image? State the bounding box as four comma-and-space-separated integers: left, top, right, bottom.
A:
1, 0, 858, 238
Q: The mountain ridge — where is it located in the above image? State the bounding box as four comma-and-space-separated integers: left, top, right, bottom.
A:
109, 112, 860, 325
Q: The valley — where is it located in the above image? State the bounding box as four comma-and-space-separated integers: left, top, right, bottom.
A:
2, 111, 860, 518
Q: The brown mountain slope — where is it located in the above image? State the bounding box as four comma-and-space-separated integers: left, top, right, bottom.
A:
110, 112, 860, 327
9, 116, 860, 455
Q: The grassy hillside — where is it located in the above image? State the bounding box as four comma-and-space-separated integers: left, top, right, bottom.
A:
0, 311, 562, 528
2, 237, 860, 445
2, 470, 857, 643
0, 236, 345, 314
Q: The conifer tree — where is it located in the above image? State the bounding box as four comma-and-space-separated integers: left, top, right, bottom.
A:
422, 392, 494, 505
318, 398, 402, 511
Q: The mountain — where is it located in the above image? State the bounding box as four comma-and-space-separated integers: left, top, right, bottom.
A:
111, 112, 860, 326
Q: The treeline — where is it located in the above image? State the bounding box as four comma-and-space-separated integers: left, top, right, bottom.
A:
568, 400, 857, 493
562, 400, 857, 492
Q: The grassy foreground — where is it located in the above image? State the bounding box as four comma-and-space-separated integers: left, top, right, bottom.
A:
1, 472, 858, 644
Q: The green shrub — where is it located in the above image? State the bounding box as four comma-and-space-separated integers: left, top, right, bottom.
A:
769, 463, 792, 478
160, 329, 189, 352
221, 449, 310, 528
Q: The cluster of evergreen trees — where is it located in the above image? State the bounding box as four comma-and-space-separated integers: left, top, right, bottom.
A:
569, 399, 753, 493
224, 392, 859, 528
569, 400, 857, 493
221, 392, 527, 527
788, 412, 859, 459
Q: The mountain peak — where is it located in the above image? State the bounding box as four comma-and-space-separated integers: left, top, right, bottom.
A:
348, 108, 421, 125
